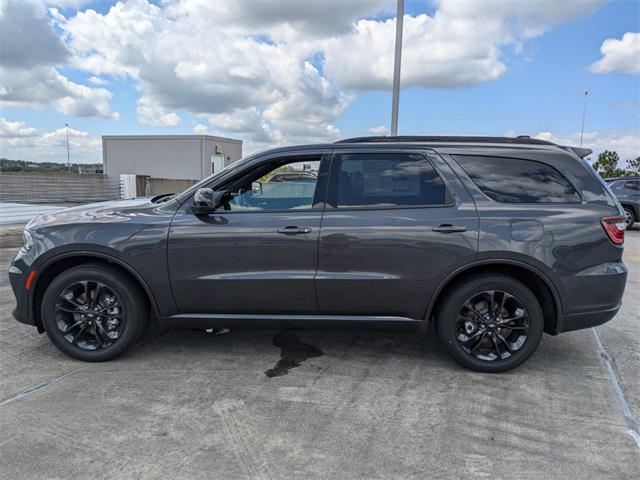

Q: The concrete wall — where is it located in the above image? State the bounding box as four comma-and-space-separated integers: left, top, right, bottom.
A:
103, 135, 242, 181
147, 178, 198, 196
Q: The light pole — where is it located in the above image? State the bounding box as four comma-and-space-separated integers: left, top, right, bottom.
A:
390, 0, 404, 136
65, 123, 70, 173
580, 90, 590, 147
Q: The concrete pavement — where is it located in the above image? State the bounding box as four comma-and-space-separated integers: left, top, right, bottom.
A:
0, 230, 638, 479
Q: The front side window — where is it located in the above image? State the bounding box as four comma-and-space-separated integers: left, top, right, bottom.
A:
333, 152, 447, 208
454, 155, 581, 203
223, 159, 321, 211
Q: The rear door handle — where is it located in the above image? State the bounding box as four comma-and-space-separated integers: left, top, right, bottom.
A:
277, 226, 312, 235
432, 224, 467, 234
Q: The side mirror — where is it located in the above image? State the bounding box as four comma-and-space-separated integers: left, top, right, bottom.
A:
251, 181, 263, 196
192, 188, 231, 214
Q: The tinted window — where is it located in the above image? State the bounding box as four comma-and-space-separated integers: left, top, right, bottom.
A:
334, 153, 447, 208
624, 181, 640, 191
454, 155, 581, 203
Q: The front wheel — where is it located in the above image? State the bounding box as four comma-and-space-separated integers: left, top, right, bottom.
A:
41, 263, 148, 361
436, 274, 544, 372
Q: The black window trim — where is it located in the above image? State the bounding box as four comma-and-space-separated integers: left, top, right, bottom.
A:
185, 151, 332, 215
326, 148, 456, 211
452, 154, 584, 205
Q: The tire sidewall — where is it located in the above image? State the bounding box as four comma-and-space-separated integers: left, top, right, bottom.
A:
624, 207, 636, 227
437, 276, 544, 373
41, 266, 143, 362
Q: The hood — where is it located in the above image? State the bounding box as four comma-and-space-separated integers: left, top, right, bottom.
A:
27, 197, 154, 229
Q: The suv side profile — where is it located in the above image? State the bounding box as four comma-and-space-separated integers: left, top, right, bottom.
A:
9, 136, 628, 372
606, 176, 640, 227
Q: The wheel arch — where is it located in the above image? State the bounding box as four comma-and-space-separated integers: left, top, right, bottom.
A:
425, 260, 563, 335
31, 251, 160, 331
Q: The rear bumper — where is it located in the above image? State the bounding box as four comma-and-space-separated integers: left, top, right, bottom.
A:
557, 263, 627, 333
558, 303, 621, 333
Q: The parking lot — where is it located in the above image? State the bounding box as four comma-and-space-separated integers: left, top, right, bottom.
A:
1, 230, 638, 479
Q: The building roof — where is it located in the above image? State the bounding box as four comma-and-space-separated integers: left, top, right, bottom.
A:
102, 135, 242, 144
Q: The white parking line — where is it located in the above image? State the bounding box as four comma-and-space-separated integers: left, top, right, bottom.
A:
592, 327, 640, 448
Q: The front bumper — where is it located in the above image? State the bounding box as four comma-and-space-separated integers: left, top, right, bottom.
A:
9, 263, 35, 326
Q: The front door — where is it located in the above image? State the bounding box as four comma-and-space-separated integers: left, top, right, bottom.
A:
168, 154, 329, 314
316, 149, 479, 319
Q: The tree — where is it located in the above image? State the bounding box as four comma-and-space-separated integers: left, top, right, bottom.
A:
592, 150, 626, 178
626, 156, 640, 175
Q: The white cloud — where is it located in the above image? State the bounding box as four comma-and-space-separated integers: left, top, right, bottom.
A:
3, 0, 612, 157
590, 32, 640, 75
0, 117, 39, 138
192, 124, 209, 134
0, 120, 101, 163
533, 130, 640, 162
367, 125, 388, 135
46, 1, 95, 8
88, 75, 108, 86
137, 96, 181, 127
0, 0, 118, 119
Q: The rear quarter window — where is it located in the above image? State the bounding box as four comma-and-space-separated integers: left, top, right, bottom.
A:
453, 155, 581, 203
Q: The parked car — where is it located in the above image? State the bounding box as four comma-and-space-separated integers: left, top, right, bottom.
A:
605, 176, 640, 227
9, 136, 628, 372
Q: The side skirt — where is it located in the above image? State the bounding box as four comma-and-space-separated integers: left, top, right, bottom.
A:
157, 313, 422, 332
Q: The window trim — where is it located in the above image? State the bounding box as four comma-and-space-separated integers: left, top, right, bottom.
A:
325, 149, 455, 211
185, 152, 331, 215
452, 154, 584, 205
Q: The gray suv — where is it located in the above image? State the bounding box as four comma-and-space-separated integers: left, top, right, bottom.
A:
606, 176, 640, 227
9, 136, 628, 372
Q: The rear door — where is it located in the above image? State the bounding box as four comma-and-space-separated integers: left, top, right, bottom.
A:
316, 148, 479, 319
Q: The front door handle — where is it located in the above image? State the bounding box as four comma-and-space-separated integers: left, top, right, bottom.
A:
277, 226, 312, 235
432, 224, 467, 234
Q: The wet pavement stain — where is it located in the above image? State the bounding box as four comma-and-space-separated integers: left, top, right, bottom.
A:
265, 331, 324, 377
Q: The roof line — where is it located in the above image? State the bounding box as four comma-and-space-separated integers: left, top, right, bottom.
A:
335, 135, 557, 146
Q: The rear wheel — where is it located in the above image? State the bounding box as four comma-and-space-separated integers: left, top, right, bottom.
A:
436, 274, 543, 372
41, 263, 148, 361
623, 206, 636, 227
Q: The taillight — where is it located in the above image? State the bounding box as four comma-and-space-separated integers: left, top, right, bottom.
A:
601, 217, 626, 245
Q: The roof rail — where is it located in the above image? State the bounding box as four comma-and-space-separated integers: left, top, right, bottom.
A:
334, 135, 557, 146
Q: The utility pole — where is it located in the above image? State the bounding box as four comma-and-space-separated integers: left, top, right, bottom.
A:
65, 123, 71, 173
580, 91, 590, 147
390, 0, 404, 136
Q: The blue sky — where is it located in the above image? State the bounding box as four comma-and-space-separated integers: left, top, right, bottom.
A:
0, 0, 638, 164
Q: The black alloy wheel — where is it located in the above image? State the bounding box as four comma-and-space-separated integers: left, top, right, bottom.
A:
41, 263, 148, 361
436, 274, 544, 372
54, 280, 126, 350
455, 290, 529, 362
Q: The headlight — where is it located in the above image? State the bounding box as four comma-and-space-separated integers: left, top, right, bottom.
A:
22, 230, 34, 252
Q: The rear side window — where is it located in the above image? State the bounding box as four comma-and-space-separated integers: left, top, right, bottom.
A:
454, 155, 581, 203
624, 181, 640, 191
333, 153, 447, 208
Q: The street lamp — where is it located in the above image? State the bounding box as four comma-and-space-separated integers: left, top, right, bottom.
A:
65, 123, 70, 173
580, 91, 590, 147
390, 0, 404, 136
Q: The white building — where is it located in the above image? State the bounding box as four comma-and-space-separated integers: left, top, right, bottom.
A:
102, 135, 243, 181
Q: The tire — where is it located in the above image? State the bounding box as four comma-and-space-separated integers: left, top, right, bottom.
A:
436, 274, 544, 373
623, 206, 636, 228
41, 263, 149, 361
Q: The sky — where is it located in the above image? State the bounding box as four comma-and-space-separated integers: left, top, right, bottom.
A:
0, 0, 639, 166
